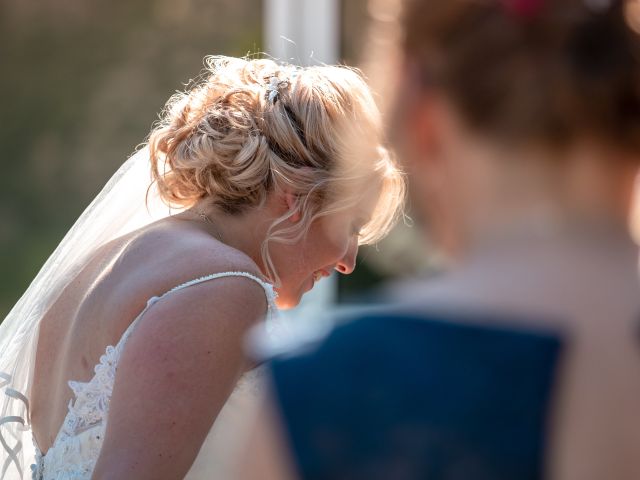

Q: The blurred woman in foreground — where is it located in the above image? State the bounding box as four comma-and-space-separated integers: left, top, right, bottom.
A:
243, 1, 640, 478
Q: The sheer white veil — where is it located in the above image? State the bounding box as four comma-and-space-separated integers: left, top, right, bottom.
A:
0, 147, 176, 479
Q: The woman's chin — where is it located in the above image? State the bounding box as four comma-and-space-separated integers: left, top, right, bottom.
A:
274, 284, 310, 310
274, 292, 302, 310
275, 298, 298, 310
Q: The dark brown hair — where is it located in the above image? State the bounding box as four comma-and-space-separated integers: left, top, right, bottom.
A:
402, 0, 640, 150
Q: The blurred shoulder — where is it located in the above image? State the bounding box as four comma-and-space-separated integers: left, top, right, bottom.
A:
268, 310, 565, 480
270, 309, 564, 375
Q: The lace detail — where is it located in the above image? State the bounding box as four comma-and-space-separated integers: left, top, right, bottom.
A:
32, 331, 128, 479
29, 271, 277, 480
30, 447, 43, 480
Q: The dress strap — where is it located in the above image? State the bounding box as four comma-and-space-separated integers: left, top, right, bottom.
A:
116, 271, 277, 350
162, 271, 276, 304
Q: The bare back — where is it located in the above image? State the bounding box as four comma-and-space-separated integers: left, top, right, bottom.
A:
30, 217, 263, 454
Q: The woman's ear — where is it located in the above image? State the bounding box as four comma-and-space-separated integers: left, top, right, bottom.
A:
406, 95, 446, 167
284, 191, 302, 222
391, 62, 444, 175
392, 65, 464, 257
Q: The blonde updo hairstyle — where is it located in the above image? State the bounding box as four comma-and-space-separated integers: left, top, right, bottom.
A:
149, 56, 405, 284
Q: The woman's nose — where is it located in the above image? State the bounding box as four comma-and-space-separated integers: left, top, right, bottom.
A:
335, 241, 358, 275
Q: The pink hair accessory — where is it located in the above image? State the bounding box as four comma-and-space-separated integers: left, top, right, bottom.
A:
501, 0, 544, 19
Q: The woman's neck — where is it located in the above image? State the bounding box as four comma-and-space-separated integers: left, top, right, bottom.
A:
181, 201, 276, 274
453, 140, 638, 255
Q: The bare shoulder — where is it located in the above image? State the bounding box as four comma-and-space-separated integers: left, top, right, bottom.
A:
92, 235, 269, 479
172, 229, 261, 277
145, 269, 269, 332
118, 218, 267, 302
125, 218, 271, 354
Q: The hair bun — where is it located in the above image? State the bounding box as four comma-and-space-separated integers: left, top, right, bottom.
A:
403, 0, 640, 150
147, 56, 406, 284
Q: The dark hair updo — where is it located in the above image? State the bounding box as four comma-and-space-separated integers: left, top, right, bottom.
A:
402, 0, 640, 150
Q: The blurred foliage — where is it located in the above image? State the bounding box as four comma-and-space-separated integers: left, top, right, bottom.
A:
341, 0, 369, 65
0, 0, 262, 316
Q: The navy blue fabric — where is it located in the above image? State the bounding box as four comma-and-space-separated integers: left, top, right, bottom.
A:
270, 314, 563, 480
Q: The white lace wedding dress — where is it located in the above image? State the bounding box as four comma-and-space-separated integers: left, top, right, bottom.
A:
31, 271, 277, 480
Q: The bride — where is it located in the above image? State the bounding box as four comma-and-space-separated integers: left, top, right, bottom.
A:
0, 56, 405, 479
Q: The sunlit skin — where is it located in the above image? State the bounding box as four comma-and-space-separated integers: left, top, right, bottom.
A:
182, 183, 380, 309
31, 182, 377, 480
268, 205, 374, 309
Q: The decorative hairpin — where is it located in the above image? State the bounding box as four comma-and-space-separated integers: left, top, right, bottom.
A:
265, 75, 290, 104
